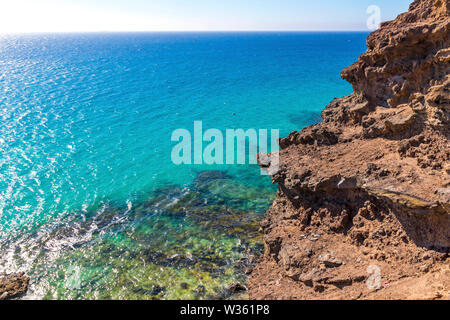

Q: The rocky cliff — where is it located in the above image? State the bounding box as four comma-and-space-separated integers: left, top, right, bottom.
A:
250, 0, 449, 300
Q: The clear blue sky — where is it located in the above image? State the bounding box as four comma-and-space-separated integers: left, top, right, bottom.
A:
0, 0, 412, 33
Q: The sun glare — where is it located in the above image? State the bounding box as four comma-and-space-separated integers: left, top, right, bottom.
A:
0, 1, 166, 33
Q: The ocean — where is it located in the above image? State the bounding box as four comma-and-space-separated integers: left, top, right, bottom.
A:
0, 32, 368, 299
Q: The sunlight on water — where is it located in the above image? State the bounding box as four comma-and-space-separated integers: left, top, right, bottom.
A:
0, 32, 368, 299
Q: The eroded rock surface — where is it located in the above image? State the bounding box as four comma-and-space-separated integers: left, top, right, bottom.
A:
0, 273, 29, 300
250, 0, 449, 300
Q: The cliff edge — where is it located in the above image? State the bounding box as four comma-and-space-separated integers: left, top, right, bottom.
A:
250, 0, 449, 300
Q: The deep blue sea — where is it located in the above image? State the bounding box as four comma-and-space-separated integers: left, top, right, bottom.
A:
0, 32, 368, 299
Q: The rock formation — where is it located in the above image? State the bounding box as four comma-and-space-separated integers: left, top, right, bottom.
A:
250, 0, 449, 300
0, 273, 29, 300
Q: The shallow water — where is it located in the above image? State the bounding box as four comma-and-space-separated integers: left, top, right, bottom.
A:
0, 32, 368, 299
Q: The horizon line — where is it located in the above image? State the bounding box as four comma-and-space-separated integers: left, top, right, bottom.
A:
0, 29, 372, 35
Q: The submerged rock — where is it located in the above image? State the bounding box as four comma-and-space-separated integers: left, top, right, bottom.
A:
194, 170, 232, 185
228, 283, 247, 293
318, 253, 343, 268
0, 168, 273, 300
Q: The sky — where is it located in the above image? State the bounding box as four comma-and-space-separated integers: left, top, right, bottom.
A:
0, 0, 413, 33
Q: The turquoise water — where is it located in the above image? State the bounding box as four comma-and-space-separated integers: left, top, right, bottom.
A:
0, 32, 368, 299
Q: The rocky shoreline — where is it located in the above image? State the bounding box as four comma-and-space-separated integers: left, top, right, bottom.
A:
250, 0, 449, 299
0, 273, 29, 300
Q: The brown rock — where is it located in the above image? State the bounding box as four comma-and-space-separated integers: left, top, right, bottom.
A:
0, 273, 30, 300
249, 0, 450, 301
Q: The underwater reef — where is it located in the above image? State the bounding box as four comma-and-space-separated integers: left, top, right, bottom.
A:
250, 0, 449, 300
